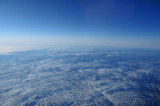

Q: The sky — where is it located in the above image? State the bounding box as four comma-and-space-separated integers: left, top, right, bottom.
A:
0, 0, 160, 51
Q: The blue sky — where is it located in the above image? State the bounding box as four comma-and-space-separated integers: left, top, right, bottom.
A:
0, 0, 160, 49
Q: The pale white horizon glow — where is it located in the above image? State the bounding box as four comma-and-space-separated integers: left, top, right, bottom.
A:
0, 36, 160, 54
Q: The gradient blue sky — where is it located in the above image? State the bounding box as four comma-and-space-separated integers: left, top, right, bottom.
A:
0, 0, 160, 49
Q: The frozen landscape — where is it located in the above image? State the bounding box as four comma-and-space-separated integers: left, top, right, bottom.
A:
0, 47, 160, 106
1, 0, 160, 105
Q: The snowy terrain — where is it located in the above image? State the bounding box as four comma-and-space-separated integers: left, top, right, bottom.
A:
0, 47, 160, 106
